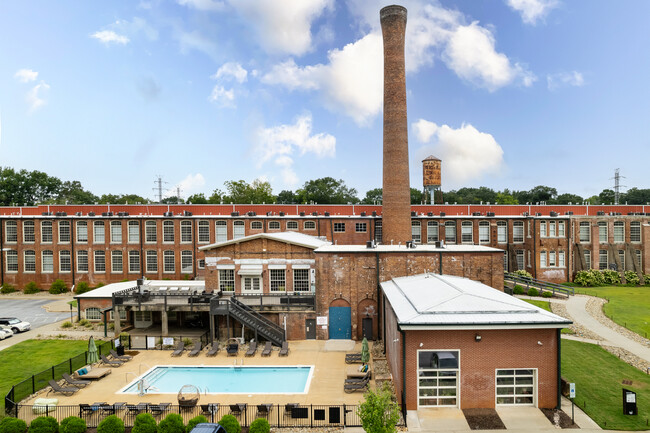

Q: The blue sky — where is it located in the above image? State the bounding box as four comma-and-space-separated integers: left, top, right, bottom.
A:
1, 0, 649, 202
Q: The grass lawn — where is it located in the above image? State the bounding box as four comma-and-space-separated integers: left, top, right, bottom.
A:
562, 339, 650, 430
0, 339, 88, 412
573, 286, 650, 339
521, 299, 573, 334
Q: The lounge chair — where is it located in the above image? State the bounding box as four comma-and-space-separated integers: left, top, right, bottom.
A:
48, 379, 78, 396
73, 366, 112, 380
230, 403, 247, 416
79, 404, 96, 417
284, 403, 298, 417
206, 342, 220, 356
256, 404, 272, 417
127, 403, 148, 415
245, 341, 257, 357
171, 341, 185, 357
101, 402, 126, 415
188, 342, 202, 357
345, 353, 362, 364
226, 342, 238, 356
149, 403, 171, 416
62, 373, 90, 388
344, 376, 370, 393
261, 341, 272, 357
110, 349, 132, 361
346, 367, 372, 380
100, 354, 123, 367
279, 341, 289, 356
201, 403, 219, 416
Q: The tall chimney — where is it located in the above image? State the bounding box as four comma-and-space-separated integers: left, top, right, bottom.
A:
381, 5, 411, 245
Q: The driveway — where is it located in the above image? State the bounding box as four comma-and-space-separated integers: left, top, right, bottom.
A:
0, 299, 75, 331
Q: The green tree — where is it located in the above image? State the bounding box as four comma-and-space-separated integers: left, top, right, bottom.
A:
598, 189, 615, 205
277, 190, 297, 204
208, 188, 225, 204
50, 181, 98, 204
161, 196, 185, 204
496, 191, 518, 204
186, 193, 208, 204
621, 188, 650, 205
296, 177, 358, 204
362, 188, 383, 205
357, 382, 401, 433
223, 179, 275, 204
556, 193, 583, 204
410, 188, 423, 204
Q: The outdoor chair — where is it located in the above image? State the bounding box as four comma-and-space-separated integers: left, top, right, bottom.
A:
245, 341, 257, 357
206, 342, 220, 356
256, 404, 272, 418
345, 353, 362, 364
100, 354, 123, 367
279, 341, 289, 356
101, 402, 126, 415
229, 403, 247, 416
284, 403, 298, 417
126, 403, 148, 415
344, 376, 370, 393
149, 403, 171, 417
201, 403, 219, 416
48, 379, 78, 396
79, 404, 96, 417
171, 341, 185, 357
62, 373, 90, 388
226, 342, 238, 356
261, 341, 272, 357
110, 349, 132, 361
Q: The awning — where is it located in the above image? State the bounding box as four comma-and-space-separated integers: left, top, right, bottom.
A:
238, 264, 263, 275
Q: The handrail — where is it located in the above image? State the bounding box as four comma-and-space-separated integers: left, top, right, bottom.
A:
230, 298, 284, 336
505, 273, 575, 297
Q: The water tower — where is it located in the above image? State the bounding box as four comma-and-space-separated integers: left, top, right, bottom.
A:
422, 155, 441, 205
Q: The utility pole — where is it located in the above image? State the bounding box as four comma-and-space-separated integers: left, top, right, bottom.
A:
176, 186, 182, 204
611, 168, 626, 205
152, 176, 168, 204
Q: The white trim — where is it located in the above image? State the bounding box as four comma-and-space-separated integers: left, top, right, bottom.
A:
400, 324, 568, 330
268, 264, 287, 269
291, 264, 311, 270
216, 264, 236, 270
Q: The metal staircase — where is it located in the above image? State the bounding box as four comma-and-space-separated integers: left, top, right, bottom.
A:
227, 298, 285, 346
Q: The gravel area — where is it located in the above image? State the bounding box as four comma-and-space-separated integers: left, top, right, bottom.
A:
549, 301, 603, 341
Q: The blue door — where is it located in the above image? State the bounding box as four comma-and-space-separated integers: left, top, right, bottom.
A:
329, 307, 351, 339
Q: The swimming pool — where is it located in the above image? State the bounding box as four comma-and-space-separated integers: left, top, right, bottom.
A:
121, 365, 314, 394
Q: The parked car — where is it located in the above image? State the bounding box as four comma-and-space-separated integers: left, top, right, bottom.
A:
0, 326, 13, 340
189, 424, 226, 433
0, 318, 31, 333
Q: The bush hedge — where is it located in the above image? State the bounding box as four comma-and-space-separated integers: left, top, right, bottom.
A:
0, 283, 16, 294
49, 279, 69, 294
217, 415, 241, 433
158, 414, 185, 433
0, 418, 27, 433
74, 282, 91, 294
29, 417, 58, 433
527, 287, 539, 297
541, 291, 553, 298
97, 415, 124, 433
132, 413, 157, 433
23, 281, 40, 294
60, 417, 86, 433
249, 418, 270, 433
512, 285, 524, 295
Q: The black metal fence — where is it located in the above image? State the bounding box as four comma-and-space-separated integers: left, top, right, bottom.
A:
4, 340, 114, 416
125, 332, 210, 350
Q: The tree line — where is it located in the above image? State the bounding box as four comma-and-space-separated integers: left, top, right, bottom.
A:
2, 166, 649, 206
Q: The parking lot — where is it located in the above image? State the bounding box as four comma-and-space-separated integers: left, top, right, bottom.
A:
0, 299, 75, 330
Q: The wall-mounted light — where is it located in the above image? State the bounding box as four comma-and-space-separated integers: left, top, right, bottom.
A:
537, 341, 543, 346
419, 343, 423, 347
475, 334, 482, 342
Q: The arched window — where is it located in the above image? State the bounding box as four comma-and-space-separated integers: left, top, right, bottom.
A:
444, 221, 456, 244
461, 221, 473, 244
478, 221, 490, 244
411, 220, 421, 243
427, 221, 438, 244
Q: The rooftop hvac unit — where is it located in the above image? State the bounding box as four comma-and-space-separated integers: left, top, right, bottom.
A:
266, 212, 272, 216
118, 212, 129, 217
439, 212, 445, 217
411, 211, 417, 216
597, 211, 605, 216
324, 212, 330, 217
487, 212, 495, 217
55, 212, 67, 217
279, 212, 285, 217
360, 212, 367, 217
522, 212, 529, 216
75, 212, 82, 216
42, 212, 52, 216
88, 212, 95, 217
535, 212, 542, 216
247, 211, 256, 216
472, 212, 481, 216
300, 212, 306, 217
312, 212, 318, 216
231, 212, 239, 217
372, 211, 377, 217
427, 212, 433, 217
366, 240, 376, 249
550, 211, 558, 217
102, 212, 108, 217
163, 211, 173, 217
184, 211, 192, 216
435, 240, 445, 248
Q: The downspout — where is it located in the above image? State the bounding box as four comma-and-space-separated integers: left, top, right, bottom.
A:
329, 219, 334, 243
556, 328, 562, 409
400, 328, 407, 418
193, 220, 197, 279
71, 219, 76, 287
533, 218, 537, 278
139, 219, 144, 276
438, 251, 443, 275
376, 251, 381, 343
1, 219, 4, 287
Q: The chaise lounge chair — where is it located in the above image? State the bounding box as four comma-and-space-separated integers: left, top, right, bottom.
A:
245, 341, 257, 357
171, 341, 185, 357
48, 379, 78, 396
261, 341, 272, 357
149, 403, 171, 417
110, 349, 132, 361
256, 404, 272, 418
62, 373, 90, 388
226, 342, 239, 356
229, 403, 247, 416
344, 376, 370, 393
100, 354, 123, 367
279, 341, 289, 356
101, 402, 126, 415
346, 367, 372, 380
188, 342, 202, 357
206, 342, 220, 356
201, 403, 219, 416
345, 353, 362, 364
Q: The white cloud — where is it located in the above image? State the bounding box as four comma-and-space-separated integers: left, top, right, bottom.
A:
213, 62, 248, 83
165, 173, 206, 198
413, 119, 504, 186
209, 85, 235, 107
176, 29, 218, 59
547, 71, 584, 90
14, 69, 38, 83
506, 0, 559, 25
115, 17, 159, 41
177, 0, 225, 11
229, 0, 333, 56
91, 30, 130, 45
26, 81, 50, 112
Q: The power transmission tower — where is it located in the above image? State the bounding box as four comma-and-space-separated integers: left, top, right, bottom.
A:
611, 168, 626, 205
176, 186, 182, 203
152, 176, 168, 203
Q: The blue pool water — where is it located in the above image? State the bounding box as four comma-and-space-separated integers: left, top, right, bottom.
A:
122, 366, 313, 394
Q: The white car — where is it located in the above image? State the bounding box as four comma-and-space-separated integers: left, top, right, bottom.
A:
0, 318, 31, 333
0, 327, 13, 340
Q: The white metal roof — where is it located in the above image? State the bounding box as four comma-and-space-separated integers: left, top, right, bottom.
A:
381, 273, 571, 329
74, 279, 205, 298
315, 244, 502, 253
198, 231, 330, 251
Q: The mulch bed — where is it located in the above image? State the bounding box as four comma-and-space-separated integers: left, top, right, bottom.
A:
462, 408, 506, 430
540, 408, 580, 429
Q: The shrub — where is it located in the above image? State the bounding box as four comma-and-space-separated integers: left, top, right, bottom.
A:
95, 282, 105, 289
624, 270, 640, 286
182, 337, 194, 347
75, 282, 91, 294
512, 285, 524, 295
574, 269, 606, 287
60, 417, 86, 433
158, 414, 185, 433
97, 416, 124, 433
512, 269, 533, 279
132, 413, 157, 433
186, 416, 208, 433
526, 287, 539, 297
357, 382, 400, 433
78, 319, 89, 326
644, 274, 650, 285
601, 269, 621, 285
49, 279, 69, 294
61, 321, 73, 329
248, 419, 269, 433
0, 418, 28, 433
541, 291, 553, 298
23, 282, 40, 294
1, 283, 16, 294
29, 417, 58, 433
217, 415, 241, 433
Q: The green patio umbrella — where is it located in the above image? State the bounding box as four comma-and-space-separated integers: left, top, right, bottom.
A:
87, 336, 99, 364
361, 337, 370, 364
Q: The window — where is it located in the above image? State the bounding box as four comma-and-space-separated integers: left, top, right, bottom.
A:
110, 221, 122, 243
129, 251, 140, 273
579, 222, 590, 243
146, 250, 157, 273
548, 251, 556, 267
631, 222, 641, 243
478, 221, 490, 244
216, 221, 228, 241
6, 250, 18, 272
558, 250, 565, 268
77, 221, 88, 242
461, 221, 473, 244
163, 220, 174, 242
558, 221, 565, 237
496, 369, 535, 405
163, 250, 175, 273
233, 221, 245, 239
549, 221, 556, 237
198, 221, 210, 243
516, 250, 524, 270
181, 220, 192, 242
145, 221, 157, 243
599, 249, 608, 270
598, 222, 608, 243
304, 221, 316, 230
540, 251, 547, 268
613, 221, 624, 243
41, 221, 53, 243
5, 221, 17, 243
242, 276, 261, 292
198, 259, 205, 270
427, 221, 438, 244
417, 350, 459, 407
219, 269, 235, 291
293, 269, 310, 291
42, 250, 53, 273
334, 222, 345, 232
636, 250, 642, 269
503, 251, 508, 272
497, 221, 507, 243
58, 250, 72, 272
112, 250, 123, 273
540, 221, 546, 237
58, 221, 70, 243
128, 221, 139, 243
618, 250, 625, 270
181, 251, 192, 274
269, 221, 280, 230
583, 250, 591, 270
444, 221, 456, 244
24, 250, 36, 272
93, 221, 105, 243
85, 308, 101, 321
411, 221, 421, 243
356, 222, 368, 233
287, 221, 298, 230
134, 311, 152, 322
77, 250, 88, 272
270, 269, 286, 291
23, 221, 35, 243
374, 221, 382, 243
513, 222, 524, 243
251, 221, 263, 230
94, 251, 106, 272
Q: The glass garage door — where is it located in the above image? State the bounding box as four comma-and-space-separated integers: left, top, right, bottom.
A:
417, 350, 459, 407
496, 369, 536, 405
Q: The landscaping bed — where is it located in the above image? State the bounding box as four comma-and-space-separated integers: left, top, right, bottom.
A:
462, 408, 505, 430
540, 408, 579, 429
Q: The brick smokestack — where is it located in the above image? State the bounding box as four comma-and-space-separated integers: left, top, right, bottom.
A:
381, 5, 411, 245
